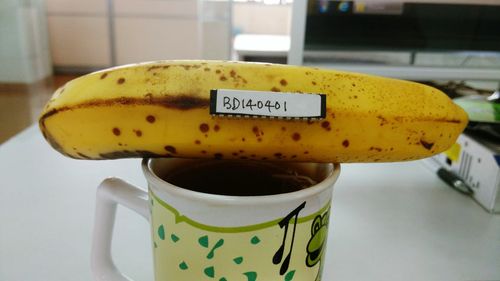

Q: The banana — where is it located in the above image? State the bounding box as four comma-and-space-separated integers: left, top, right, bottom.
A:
39, 60, 467, 163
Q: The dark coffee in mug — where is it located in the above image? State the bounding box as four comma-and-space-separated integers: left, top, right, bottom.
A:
160, 160, 317, 196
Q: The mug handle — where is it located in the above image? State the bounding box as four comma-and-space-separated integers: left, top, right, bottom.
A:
91, 177, 149, 281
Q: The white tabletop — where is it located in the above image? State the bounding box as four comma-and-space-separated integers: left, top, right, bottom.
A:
1, 125, 499, 281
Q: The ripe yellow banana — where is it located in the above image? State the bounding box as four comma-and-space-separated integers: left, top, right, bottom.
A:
39, 60, 467, 163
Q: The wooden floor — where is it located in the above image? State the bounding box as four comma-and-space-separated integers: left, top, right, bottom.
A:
0, 75, 80, 144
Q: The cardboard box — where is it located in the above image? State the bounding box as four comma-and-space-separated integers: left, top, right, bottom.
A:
433, 133, 500, 213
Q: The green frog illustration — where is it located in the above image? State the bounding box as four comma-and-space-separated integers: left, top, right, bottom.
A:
306, 211, 329, 281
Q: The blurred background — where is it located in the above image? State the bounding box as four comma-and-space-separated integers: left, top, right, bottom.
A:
1, 0, 500, 143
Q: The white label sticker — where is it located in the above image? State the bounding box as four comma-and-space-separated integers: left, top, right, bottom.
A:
210, 89, 326, 119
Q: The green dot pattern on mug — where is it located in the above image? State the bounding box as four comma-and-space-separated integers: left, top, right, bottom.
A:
233, 256, 244, 265
207, 239, 224, 259
148, 193, 333, 281
158, 225, 165, 240
285, 270, 296, 281
204, 266, 215, 278
199, 235, 209, 248
250, 236, 260, 245
243, 271, 257, 281
179, 261, 188, 270
171, 234, 180, 242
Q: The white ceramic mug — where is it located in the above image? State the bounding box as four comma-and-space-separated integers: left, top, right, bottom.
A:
91, 158, 340, 281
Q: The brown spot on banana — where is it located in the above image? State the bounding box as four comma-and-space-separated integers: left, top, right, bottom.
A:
252, 126, 260, 137
199, 123, 209, 133
164, 145, 177, 154
377, 115, 388, 126
342, 139, 349, 147
420, 140, 434, 150
321, 121, 331, 131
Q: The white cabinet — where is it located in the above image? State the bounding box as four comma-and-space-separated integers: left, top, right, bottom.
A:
48, 16, 111, 67
201, 0, 231, 60
46, 0, 110, 68
115, 18, 201, 64
46, 0, 230, 69
113, 0, 198, 17
45, 0, 107, 14
202, 20, 230, 60
113, 0, 201, 64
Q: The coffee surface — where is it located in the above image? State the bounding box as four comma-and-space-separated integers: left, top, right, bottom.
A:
161, 161, 316, 196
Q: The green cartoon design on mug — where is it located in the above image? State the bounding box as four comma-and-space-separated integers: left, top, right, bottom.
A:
306, 211, 329, 281
150, 191, 330, 281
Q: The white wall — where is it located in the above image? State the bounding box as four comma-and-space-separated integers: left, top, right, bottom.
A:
233, 2, 291, 35
0, 0, 52, 83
